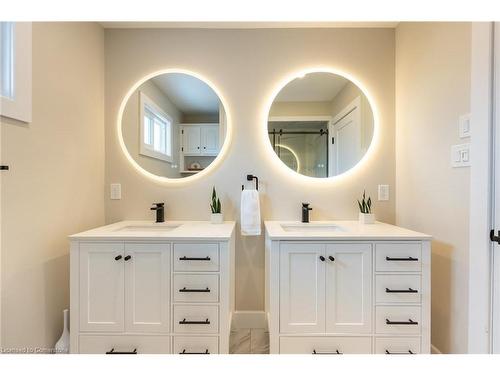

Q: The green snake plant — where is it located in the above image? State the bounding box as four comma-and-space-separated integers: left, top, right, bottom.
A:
357, 190, 372, 214
210, 186, 222, 214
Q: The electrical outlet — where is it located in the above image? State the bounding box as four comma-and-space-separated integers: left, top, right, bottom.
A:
110, 183, 121, 200
378, 185, 389, 201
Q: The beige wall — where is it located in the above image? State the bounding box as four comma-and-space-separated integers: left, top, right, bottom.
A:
395, 22, 471, 353
0, 22, 105, 350
105, 28, 396, 311
122, 80, 182, 178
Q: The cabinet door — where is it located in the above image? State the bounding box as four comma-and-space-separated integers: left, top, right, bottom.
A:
201, 125, 219, 155
79, 242, 124, 332
182, 126, 201, 154
124, 243, 170, 333
280, 243, 325, 333
325, 243, 372, 333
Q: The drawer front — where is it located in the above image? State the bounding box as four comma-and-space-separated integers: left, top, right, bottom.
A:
174, 243, 219, 272
375, 243, 422, 272
376, 274, 422, 304
279, 336, 371, 354
173, 336, 219, 354
375, 337, 421, 354
173, 274, 219, 303
78, 335, 170, 354
173, 305, 219, 334
376, 306, 421, 335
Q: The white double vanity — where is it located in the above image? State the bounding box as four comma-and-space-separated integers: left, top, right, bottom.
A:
69, 221, 235, 354
265, 221, 431, 354
69, 219, 430, 355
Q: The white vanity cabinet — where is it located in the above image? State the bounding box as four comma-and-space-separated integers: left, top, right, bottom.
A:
70, 221, 235, 354
265, 221, 431, 355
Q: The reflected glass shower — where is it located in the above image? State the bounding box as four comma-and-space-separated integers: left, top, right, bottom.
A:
268, 121, 329, 178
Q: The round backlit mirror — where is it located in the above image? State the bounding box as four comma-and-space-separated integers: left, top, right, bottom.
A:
267, 72, 374, 178
121, 72, 227, 179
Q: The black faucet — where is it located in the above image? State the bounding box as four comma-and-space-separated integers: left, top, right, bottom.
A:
302, 203, 312, 223
151, 202, 165, 223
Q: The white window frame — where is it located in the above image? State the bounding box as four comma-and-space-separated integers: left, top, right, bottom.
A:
139, 91, 173, 163
0, 22, 32, 123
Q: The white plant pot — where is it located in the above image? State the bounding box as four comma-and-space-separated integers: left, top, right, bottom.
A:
211, 213, 223, 224
359, 213, 375, 224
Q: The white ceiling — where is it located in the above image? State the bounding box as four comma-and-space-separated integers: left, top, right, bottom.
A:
152, 73, 220, 114
101, 22, 398, 29
275, 73, 348, 102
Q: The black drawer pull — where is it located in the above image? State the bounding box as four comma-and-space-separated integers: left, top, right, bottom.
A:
179, 318, 210, 325
385, 318, 418, 325
385, 287, 418, 293
319, 256, 325, 262
328, 256, 335, 262
312, 349, 342, 355
385, 349, 414, 355
179, 256, 211, 261
180, 349, 209, 354
179, 287, 211, 293
114, 255, 122, 261
124, 255, 132, 261
106, 348, 137, 354
386, 256, 419, 261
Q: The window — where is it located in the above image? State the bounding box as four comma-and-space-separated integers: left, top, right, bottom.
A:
139, 92, 173, 162
0, 22, 31, 123
1, 22, 14, 99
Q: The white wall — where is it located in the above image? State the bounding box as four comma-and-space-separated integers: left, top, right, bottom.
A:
105, 28, 396, 311
395, 22, 471, 353
0, 22, 105, 350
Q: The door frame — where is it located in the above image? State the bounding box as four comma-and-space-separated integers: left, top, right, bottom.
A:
328, 96, 362, 176
468, 22, 495, 353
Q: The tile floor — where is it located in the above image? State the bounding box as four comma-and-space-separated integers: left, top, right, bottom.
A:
229, 328, 270, 354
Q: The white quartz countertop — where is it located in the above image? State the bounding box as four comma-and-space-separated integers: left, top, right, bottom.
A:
264, 221, 432, 240
69, 220, 236, 241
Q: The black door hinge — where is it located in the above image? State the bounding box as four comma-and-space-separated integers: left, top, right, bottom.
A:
0, 165, 9, 171
490, 230, 500, 244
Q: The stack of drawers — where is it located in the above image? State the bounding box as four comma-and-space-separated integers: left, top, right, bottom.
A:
172, 243, 221, 354
374, 243, 424, 354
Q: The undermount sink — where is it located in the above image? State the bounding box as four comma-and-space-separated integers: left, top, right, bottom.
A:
280, 223, 345, 233
114, 224, 181, 233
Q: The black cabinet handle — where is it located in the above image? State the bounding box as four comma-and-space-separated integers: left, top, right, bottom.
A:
319, 256, 325, 262
114, 255, 122, 261
179, 256, 211, 261
328, 256, 335, 262
385, 349, 414, 354
179, 318, 210, 325
385, 318, 418, 325
106, 348, 137, 354
312, 349, 342, 355
179, 287, 210, 293
124, 255, 132, 261
385, 287, 418, 293
386, 256, 419, 261
180, 349, 209, 354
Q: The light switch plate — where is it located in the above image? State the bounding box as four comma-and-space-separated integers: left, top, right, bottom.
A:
378, 185, 389, 201
451, 143, 471, 167
459, 113, 471, 138
110, 183, 121, 200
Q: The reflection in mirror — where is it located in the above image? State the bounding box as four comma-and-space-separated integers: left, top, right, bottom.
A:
268, 72, 374, 178
122, 72, 227, 178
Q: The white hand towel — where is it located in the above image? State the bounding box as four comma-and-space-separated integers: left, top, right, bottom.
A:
241, 189, 261, 236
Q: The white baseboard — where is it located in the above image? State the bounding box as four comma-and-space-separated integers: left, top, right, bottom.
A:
431, 344, 443, 354
231, 310, 267, 330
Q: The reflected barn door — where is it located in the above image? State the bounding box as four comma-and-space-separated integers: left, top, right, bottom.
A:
329, 97, 362, 176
